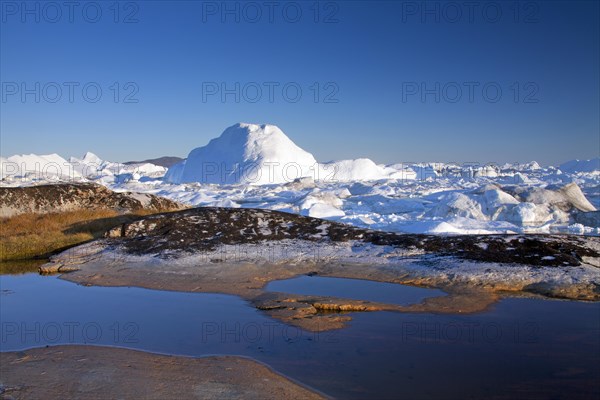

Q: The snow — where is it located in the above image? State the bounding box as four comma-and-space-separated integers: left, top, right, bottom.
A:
513, 172, 531, 184
2, 123, 599, 236
165, 124, 407, 184
482, 187, 520, 210
401, 163, 439, 181
303, 203, 345, 218
317, 158, 402, 182
166, 123, 318, 185
428, 192, 488, 220
499, 202, 550, 226
556, 182, 597, 212
507, 183, 596, 212
559, 158, 600, 174
81, 151, 104, 165
1, 153, 81, 181
1, 152, 167, 187
69, 152, 167, 183
163, 159, 186, 183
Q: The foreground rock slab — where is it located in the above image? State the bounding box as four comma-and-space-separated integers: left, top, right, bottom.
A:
40, 207, 600, 329
0, 346, 325, 400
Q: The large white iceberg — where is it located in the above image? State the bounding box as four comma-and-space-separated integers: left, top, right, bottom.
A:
166, 123, 318, 185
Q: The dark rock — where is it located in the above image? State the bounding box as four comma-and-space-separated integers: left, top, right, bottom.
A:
105, 207, 599, 267
123, 156, 184, 168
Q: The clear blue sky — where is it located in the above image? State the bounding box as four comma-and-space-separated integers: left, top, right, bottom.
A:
1, 0, 598, 165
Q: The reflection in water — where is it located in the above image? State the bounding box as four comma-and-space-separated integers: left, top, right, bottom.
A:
0, 259, 46, 275
1, 273, 598, 399
266, 275, 445, 305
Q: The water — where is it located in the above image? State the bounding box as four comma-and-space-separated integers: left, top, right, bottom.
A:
266, 275, 445, 305
1, 273, 599, 399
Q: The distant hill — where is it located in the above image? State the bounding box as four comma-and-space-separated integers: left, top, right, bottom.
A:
124, 156, 184, 168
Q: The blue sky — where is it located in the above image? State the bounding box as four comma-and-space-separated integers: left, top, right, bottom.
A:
1, 0, 598, 165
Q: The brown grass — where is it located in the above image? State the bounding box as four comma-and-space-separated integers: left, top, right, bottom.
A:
0, 209, 158, 262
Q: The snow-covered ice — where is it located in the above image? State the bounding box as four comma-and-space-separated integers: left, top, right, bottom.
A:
165, 123, 318, 185
559, 158, 600, 174
1, 123, 599, 235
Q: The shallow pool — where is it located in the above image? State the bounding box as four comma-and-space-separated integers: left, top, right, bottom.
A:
1, 273, 598, 399
266, 275, 445, 305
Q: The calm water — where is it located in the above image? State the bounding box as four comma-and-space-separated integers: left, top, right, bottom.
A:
266, 275, 445, 305
1, 273, 599, 399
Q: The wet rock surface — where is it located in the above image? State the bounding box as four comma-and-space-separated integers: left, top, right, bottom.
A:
249, 289, 499, 331
0, 346, 325, 400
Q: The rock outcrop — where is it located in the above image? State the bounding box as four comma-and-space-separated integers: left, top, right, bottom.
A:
0, 183, 183, 217
104, 207, 599, 267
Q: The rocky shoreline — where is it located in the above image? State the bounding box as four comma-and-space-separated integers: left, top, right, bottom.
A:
39, 207, 600, 331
